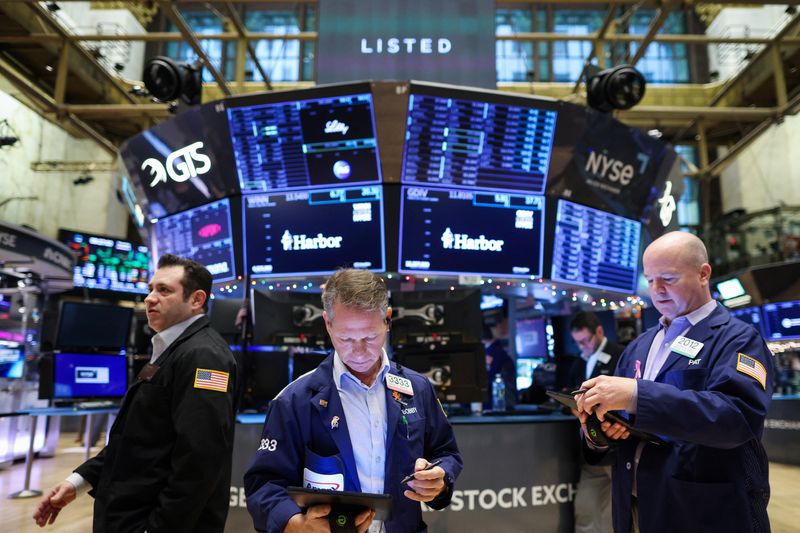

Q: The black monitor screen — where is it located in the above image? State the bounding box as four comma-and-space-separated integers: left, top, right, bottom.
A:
515, 318, 548, 358
53, 353, 127, 399
242, 347, 290, 407
391, 289, 482, 346
393, 343, 488, 404
0, 343, 24, 379
729, 306, 765, 336
60, 230, 150, 294
228, 93, 381, 193
399, 186, 545, 278
251, 289, 330, 348
56, 302, 133, 352
401, 90, 557, 194
762, 300, 800, 340
152, 198, 237, 283
551, 199, 641, 293
243, 186, 385, 278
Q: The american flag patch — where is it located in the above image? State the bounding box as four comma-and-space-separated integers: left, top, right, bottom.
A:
736, 353, 767, 390
194, 368, 229, 392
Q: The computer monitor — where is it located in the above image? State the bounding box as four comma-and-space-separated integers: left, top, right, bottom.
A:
761, 300, 800, 341
250, 289, 330, 348
516, 357, 544, 391
292, 351, 329, 380
55, 302, 133, 353
716, 278, 747, 300
390, 289, 482, 347
151, 198, 237, 283
226, 82, 382, 194
398, 185, 545, 278
393, 343, 488, 404
729, 306, 765, 337
0, 343, 24, 379
551, 199, 642, 293
59, 229, 151, 294
209, 298, 245, 339
241, 347, 290, 410
515, 317, 548, 358
242, 186, 385, 278
40, 352, 128, 400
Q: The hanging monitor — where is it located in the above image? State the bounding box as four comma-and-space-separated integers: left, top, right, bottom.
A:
401, 84, 558, 194
551, 199, 641, 293
398, 186, 545, 278
227, 84, 382, 194
152, 198, 237, 283
59, 229, 150, 294
762, 300, 800, 341
55, 302, 133, 353
243, 186, 385, 278
729, 306, 765, 337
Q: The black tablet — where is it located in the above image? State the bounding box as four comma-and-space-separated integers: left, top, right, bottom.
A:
288, 487, 393, 521
546, 390, 669, 446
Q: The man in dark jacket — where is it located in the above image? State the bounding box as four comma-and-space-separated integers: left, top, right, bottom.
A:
33, 254, 238, 533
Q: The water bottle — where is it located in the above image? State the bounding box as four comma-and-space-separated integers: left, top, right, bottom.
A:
492, 373, 506, 411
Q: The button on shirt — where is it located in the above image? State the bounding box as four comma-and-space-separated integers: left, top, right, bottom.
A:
333, 350, 391, 533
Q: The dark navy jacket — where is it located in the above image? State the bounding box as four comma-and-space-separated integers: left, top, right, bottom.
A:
244, 354, 463, 533
586, 304, 774, 533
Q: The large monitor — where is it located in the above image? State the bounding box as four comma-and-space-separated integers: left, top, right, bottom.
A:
399, 186, 545, 278
515, 317, 548, 358
209, 298, 245, 339
390, 289, 482, 346
250, 289, 330, 348
55, 302, 133, 353
0, 342, 24, 379
44, 352, 128, 400
762, 300, 800, 340
729, 306, 765, 336
59, 229, 150, 294
152, 198, 237, 283
227, 87, 382, 194
241, 347, 290, 410
243, 186, 385, 278
551, 199, 641, 293
392, 342, 488, 404
401, 84, 558, 194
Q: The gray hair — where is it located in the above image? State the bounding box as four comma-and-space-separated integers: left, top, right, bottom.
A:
321, 269, 389, 323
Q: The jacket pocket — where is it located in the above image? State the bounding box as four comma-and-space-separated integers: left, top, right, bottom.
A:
303, 447, 345, 491
663, 368, 709, 391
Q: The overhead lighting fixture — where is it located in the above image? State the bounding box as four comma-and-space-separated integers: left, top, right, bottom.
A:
586, 64, 647, 113
142, 56, 203, 105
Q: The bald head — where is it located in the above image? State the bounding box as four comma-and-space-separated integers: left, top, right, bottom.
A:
643, 231, 713, 323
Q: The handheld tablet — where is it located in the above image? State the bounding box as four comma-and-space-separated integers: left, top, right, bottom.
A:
288, 487, 393, 521
546, 390, 669, 446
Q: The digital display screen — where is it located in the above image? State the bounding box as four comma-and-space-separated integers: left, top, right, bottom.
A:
152, 198, 237, 283
0, 343, 24, 379
717, 278, 746, 300
56, 302, 133, 353
401, 93, 557, 194
399, 186, 545, 278
228, 93, 382, 193
516, 358, 543, 391
515, 318, 548, 358
60, 230, 150, 294
729, 306, 765, 336
53, 353, 127, 399
762, 301, 800, 340
551, 199, 641, 293
243, 186, 385, 278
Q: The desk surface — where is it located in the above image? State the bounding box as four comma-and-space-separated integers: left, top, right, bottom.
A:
236, 412, 575, 425
20, 407, 120, 416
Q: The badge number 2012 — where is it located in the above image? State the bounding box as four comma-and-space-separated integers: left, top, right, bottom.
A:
258, 438, 277, 452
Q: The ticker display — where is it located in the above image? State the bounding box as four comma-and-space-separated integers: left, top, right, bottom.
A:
401, 93, 557, 194
762, 300, 800, 340
60, 230, 150, 294
551, 199, 641, 293
399, 186, 545, 278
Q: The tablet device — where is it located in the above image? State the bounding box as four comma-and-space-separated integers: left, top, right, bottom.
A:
288, 487, 393, 521
546, 390, 669, 446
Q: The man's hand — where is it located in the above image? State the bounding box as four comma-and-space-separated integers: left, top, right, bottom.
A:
404, 458, 446, 502
285, 504, 375, 533
576, 375, 636, 421
33, 480, 77, 527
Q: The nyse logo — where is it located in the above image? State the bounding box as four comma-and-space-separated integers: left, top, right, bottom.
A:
441, 228, 504, 252
325, 120, 349, 135
281, 230, 343, 251
657, 181, 677, 227
584, 150, 649, 187
141, 141, 212, 188
44, 247, 73, 270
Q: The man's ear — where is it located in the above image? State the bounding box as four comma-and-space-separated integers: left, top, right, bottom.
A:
385, 307, 393, 325
192, 289, 207, 311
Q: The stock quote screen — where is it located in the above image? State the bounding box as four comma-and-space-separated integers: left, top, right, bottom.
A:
228, 93, 382, 193
60, 230, 150, 294
243, 186, 385, 277
729, 306, 765, 336
762, 300, 800, 340
152, 198, 237, 283
399, 186, 544, 278
551, 199, 641, 293
401, 92, 557, 194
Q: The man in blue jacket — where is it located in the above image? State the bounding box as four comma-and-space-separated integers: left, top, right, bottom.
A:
244, 268, 463, 533
574, 231, 773, 533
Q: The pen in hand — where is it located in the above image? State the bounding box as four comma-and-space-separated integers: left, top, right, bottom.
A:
401, 459, 443, 484
571, 388, 588, 395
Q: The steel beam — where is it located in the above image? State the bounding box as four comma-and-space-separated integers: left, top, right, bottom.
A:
573, 3, 618, 93
628, 9, 670, 66
223, 2, 272, 90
